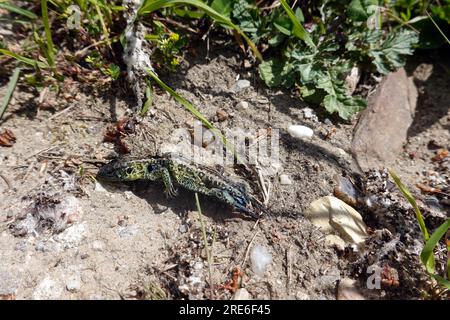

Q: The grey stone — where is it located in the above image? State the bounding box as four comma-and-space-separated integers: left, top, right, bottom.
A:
351, 68, 417, 171
234, 79, 251, 92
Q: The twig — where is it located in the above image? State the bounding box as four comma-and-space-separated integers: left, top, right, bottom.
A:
22, 160, 36, 182
0, 173, 12, 189
240, 230, 259, 269
194, 193, 214, 299
24, 144, 61, 160
48, 105, 76, 120
153, 16, 199, 34
74, 36, 119, 59
286, 246, 292, 295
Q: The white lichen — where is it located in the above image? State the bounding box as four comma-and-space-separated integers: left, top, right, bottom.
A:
122, 0, 155, 109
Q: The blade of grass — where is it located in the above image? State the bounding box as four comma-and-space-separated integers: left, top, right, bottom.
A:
194, 193, 213, 299
430, 274, 450, 290
91, 0, 109, 39
389, 170, 429, 240
140, 82, 153, 117
138, 0, 262, 61
145, 68, 245, 165
0, 2, 38, 19
389, 169, 435, 273
41, 0, 55, 69
0, 49, 48, 68
446, 230, 450, 280
426, 10, 450, 45
279, 0, 315, 48
0, 67, 20, 121
420, 219, 450, 275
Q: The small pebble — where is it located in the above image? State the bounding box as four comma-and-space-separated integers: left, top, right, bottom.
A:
279, 174, 293, 185
288, 125, 314, 139
250, 245, 272, 277
179, 224, 188, 233
237, 101, 249, 109
234, 79, 251, 92
193, 261, 204, 270
216, 110, 229, 122
91, 240, 104, 251
302, 108, 317, 121
124, 191, 133, 200
202, 130, 215, 147
66, 275, 81, 292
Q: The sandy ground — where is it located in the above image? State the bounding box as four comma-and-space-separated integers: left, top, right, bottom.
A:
0, 43, 449, 300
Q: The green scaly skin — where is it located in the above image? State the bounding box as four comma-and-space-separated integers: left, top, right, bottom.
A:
97, 156, 263, 219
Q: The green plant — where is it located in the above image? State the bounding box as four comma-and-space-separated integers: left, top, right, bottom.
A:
253, 0, 419, 120
145, 24, 187, 71
40, 0, 55, 69
138, 0, 262, 61
85, 51, 120, 79
389, 170, 450, 296
387, 0, 450, 49
0, 67, 20, 121
0, 1, 37, 20
194, 193, 214, 298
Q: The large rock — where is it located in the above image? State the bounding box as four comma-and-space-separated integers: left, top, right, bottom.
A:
351, 68, 417, 171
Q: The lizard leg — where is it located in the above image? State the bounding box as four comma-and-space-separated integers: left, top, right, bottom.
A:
208, 188, 260, 219
149, 167, 178, 198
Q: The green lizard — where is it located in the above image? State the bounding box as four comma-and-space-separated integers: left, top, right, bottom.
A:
97, 156, 263, 219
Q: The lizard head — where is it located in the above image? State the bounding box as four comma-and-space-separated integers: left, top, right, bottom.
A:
97, 159, 146, 181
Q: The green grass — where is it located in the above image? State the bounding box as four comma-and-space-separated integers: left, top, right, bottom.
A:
0, 67, 20, 121
279, 0, 315, 48
40, 0, 56, 69
426, 10, 450, 45
0, 2, 38, 20
389, 169, 450, 294
194, 193, 214, 299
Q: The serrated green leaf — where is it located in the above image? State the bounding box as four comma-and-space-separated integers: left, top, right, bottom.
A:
258, 59, 283, 87
370, 29, 419, 74
348, 0, 378, 22
322, 92, 366, 120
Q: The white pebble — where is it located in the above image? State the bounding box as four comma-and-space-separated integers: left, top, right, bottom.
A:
237, 101, 249, 109
288, 125, 314, 139
279, 174, 293, 185
91, 240, 104, 251
234, 79, 251, 92
66, 274, 81, 292
302, 108, 317, 121
124, 191, 133, 200
250, 245, 272, 277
